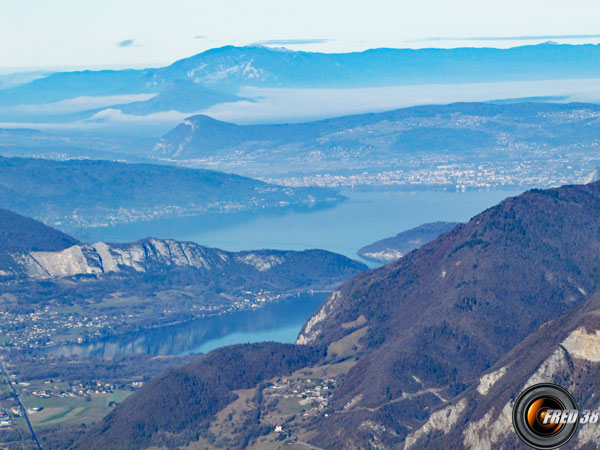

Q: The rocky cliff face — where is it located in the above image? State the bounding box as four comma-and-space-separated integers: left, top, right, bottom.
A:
0, 209, 367, 319
409, 290, 600, 449
15, 238, 358, 281
19, 239, 229, 278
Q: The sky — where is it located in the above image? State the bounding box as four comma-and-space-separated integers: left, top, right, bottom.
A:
1, 0, 600, 71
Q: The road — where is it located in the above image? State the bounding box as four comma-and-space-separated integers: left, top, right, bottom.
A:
1, 360, 42, 450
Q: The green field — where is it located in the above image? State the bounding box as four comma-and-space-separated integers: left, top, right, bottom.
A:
23, 390, 132, 428
274, 396, 305, 416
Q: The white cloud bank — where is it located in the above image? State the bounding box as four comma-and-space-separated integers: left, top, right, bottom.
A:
203, 78, 600, 124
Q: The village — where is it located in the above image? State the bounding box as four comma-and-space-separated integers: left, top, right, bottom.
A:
0, 289, 285, 353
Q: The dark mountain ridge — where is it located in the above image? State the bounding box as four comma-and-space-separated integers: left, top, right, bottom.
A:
79, 181, 600, 449
0, 208, 78, 254
112, 79, 245, 115
0, 156, 342, 231
0, 208, 80, 274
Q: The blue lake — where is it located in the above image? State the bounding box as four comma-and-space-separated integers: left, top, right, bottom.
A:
69, 187, 522, 356
49, 293, 327, 358
80, 187, 523, 262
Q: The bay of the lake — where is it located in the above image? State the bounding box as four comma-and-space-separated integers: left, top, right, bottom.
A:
79, 187, 522, 262
67, 187, 522, 356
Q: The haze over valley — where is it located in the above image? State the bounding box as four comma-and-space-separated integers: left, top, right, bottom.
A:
2, 3, 600, 447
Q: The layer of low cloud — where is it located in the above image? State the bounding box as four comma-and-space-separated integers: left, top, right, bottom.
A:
12, 94, 156, 115
201, 78, 600, 125
87, 108, 188, 123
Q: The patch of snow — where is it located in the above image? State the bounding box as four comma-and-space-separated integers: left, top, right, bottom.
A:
404, 399, 467, 449
477, 366, 508, 396
363, 249, 403, 262
525, 346, 570, 388
344, 394, 363, 410
235, 253, 283, 271
463, 403, 512, 450
576, 404, 600, 448
92, 242, 118, 273
562, 327, 600, 362
29, 245, 102, 277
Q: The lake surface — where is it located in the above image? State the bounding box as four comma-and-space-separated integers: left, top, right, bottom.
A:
80, 187, 523, 262
48, 293, 327, 359
66, 188, 522, 357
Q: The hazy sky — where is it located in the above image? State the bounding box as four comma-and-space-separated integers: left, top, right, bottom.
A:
2, 0, 600, 70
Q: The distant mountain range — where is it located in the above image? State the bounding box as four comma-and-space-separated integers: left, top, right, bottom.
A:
0, 156, 342, 232
153, 101, 600, 187
357, 221, 459, 262
1, 43, 600, 117
78, 181, 600, 449
0, 70, 49, 90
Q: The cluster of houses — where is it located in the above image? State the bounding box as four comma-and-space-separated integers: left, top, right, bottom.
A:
0, 307, 109, 350
22, 381, 118, 400
0, 410, 12, 428
266, 376, 337, 415
277, 161, 580, 190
